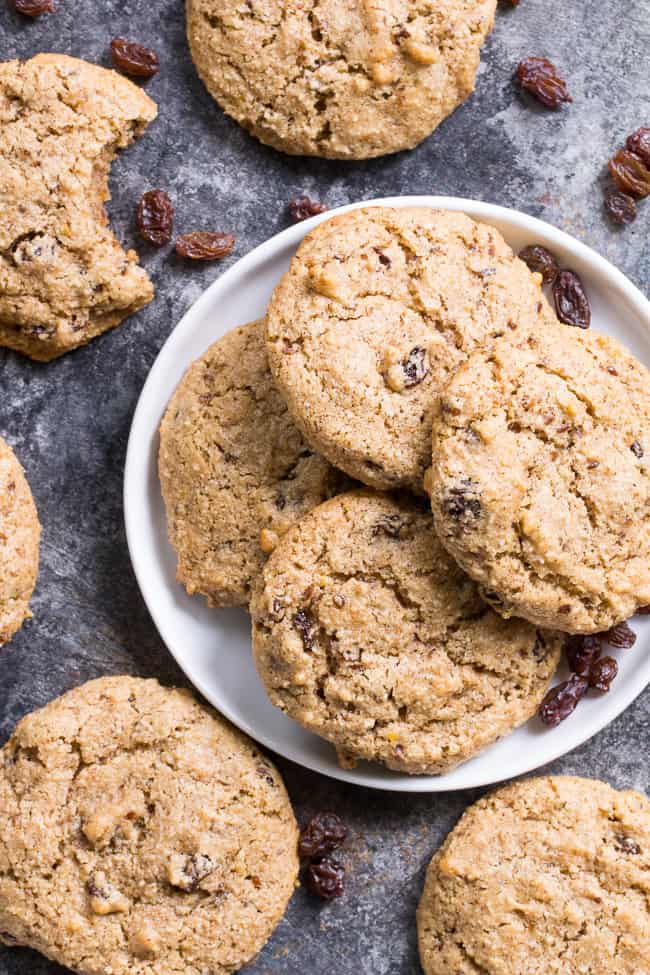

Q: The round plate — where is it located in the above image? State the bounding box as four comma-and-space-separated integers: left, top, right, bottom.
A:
124, 196, 650, 792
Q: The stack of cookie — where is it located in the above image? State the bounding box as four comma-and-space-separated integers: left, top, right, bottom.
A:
159, 204, 650, 776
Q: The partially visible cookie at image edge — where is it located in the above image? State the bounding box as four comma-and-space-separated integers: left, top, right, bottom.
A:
0, 435, 40, 646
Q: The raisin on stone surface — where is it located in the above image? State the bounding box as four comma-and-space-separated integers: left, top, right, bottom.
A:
288, 197, 328, 223
539, 674, 588, 728
299, 813, 348, 860
442, 480, 482, 521
402, 346, 429, 387
626, 127, 650, 167
588, 655, 618, 692
136, 190, 174, 246
12, 0, 54, 14
565, 634, 601, 676
175, 232, 235, 261
553, 270, 591, 328
110, 38, 160, 79
518, 244, 560, 284
516, 57, 572, 108
602, 621, 636, 649
604, 188, 637, 225
608, 149, 650, 199
292, 609, 316, 651
304, 857, 345, 900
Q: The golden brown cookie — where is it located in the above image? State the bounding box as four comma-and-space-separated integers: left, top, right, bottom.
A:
0, 435, 40, 646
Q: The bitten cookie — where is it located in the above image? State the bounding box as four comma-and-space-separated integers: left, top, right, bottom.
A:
251, 491, 561, 775
266, 207, 556, 492
0, 54, 156, 361
159, 319, 344, 608
0, 436, 40, 646
186, 0, 496, 159
0, 676, 299, 975
427, 326, 650, 633
417, 775, 650, 975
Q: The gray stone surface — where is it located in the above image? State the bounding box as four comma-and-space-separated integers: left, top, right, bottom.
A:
0, 2, 648, 973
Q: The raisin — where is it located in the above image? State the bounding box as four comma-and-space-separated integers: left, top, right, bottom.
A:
175, 232, 235, 261
516, 57, 572, 108
288, 197, 328, 223
12, 0, 53, 14
553, 270, 591, 328
110, 38, 160, 79
602, 621, 636, 649
292, 609, 316, 651
136, 190, 174, 246
304, 857, 345, 900
402, 346, 429, 387
442, 480, 482, 521
626, 126, 650, 167
615, 834, 641, 855
167, 853, 214, 892
373, 247, 391, 267
604, 188, 637, 226
518, 244, 560, 284
608, 149, 650, 199
565, 634, 602, 676
372, 514, 406, 538
299, 813, 347, 859
631, 441, 644, 459
638, 605, 650, 615
538, 674, 588, 728
588, 655, 618, 692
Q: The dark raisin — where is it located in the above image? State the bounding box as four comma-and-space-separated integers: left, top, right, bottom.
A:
565, 634, 602, 676
110, 38, 159, 79
588, 655, 618, 692
288, 196, 328, 223
373, 247, 391, 267
637, 605, 650, 615
602, 621, 636, 649
518, 244, 560, 284
304, 856, 345, 900
372, 514, 406, 538
631, 441, 644, 459
299, 813, 348, 859
136, 189, 174, 246
553, 270, 591, 328
516, 57, 572, 108
608, 149, 650, 199
175, 232, 235, 261
614, 834, 641, 854
402, 346, 429, 387
626, 126, 650, 167
293, 609, 316, 651
442, 480, 482, 521
499, 0, 520, 6
538, 674, 588, 728
604, 188, 637, 226
12, 0, 53, 14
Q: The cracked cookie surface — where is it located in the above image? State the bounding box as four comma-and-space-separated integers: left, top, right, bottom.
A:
417, 775, 650, 975
251, 491, 561, 775
0, 436, 40, 647
0, 676, 299, 975
186, 0, 496, 160
159, 319, 345, 608
428, 326, 650, 632
0, 54, 156, 361
266, 207, 556, 492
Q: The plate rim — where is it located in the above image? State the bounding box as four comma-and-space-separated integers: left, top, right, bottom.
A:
124, 194, 650, 793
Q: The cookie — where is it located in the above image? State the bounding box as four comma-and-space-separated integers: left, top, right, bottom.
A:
266, 206, 556, 492
186, 0, 496, 160
251, 491, 561, 775
427, 326, 650, 633
0, 436, 40, 646
0, 54, 156, 361
0, 676, 299, 975
159, 319, 344, 608
417, 775, 650, 975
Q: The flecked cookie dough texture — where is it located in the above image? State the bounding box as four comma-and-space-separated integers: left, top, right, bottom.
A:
266, 206, 556, 491
159, 319, 343, 607
251, 491, 561, 775
186, 0, 497, 159
0, 436, 40, 647
417, 776, 650, 975
428, 327, 650, 633
0, 676, 299, 975
0, 54, 156, 361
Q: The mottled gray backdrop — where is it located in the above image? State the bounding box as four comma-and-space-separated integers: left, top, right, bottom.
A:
1, 1, 649, 973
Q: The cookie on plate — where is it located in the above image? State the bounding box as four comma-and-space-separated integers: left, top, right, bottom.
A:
417, 775, 650, 975
0, 436, 40, 646
159, 319, 344, 608
427, 326, 650, 633
186, 0, 496, 159
0, 54, 156, 361
266, 206, 556, 492
0, 676, 299, 975
251, 491, 561, 775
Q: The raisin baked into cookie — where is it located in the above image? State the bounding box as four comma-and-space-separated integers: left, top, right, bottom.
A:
159, 320, 344, 608
0, 54, 155, 360
186, 0, 497, 159
428, 326, 650, 632
251, 491, 561, 775
266, 207, 556, 492
0, 436, 40, 646
417, 776, 650, 975
0, 676, 299, 975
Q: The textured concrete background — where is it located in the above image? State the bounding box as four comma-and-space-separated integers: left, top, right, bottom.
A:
1, 2, 649, 973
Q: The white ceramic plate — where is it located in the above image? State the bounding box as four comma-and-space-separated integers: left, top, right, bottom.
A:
124, 196, 650, 792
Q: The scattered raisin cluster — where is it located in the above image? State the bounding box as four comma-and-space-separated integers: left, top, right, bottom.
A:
604, 127, 650, 226
519, 244, 590, 329
299, 813, 348, 901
